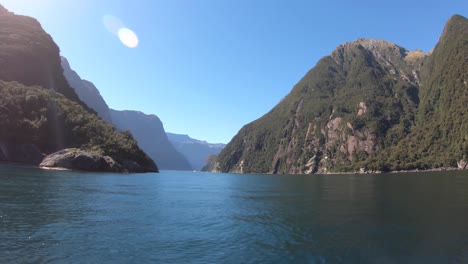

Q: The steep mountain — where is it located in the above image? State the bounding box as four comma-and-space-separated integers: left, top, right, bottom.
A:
0, 6, 81, 103
60, 57, 194, 171
0, 5, 157, 172
111, 110, 193, 171
0, 81, 157, 172
372, 14, 468, 171
61, 57, 112, 123
61, 55, 193, 171
167, 133, 225, 170
215, 15, 467, 174
201, 154, 219, 172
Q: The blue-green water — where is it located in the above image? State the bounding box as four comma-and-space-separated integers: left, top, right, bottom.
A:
1, 165, 467, 263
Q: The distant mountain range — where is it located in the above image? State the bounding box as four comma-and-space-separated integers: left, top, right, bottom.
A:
110, 111, 192, 170
214, 15, 468, 174
167, 133, 225, 170
61, 58, 192, 171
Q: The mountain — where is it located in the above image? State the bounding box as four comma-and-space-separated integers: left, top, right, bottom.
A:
111, 110, 193, 171
201, 154, 219, 172
0, 5, 157, 172
0, 6, 82, 104
60, 56, 193, 171
215, 15, 467, 174
61, 57, 112, 123
167, 133, 225, 170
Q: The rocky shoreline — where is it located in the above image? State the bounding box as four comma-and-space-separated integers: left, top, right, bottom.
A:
0, 142, 158, 173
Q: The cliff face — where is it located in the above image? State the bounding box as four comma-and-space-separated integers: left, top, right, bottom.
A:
111, 110, 193, 171
61, 57, 113, 123
0, 7, 81, 103
62, 56, 193, 171
0, 5, 157, 172
167, 133, 225, 170
215, 15, 467, 174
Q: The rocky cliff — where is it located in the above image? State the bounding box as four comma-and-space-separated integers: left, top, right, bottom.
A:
215, 15, 467, 174
0, 5, 157, 172
111, 110, 193, 171
0, 6, 82, 104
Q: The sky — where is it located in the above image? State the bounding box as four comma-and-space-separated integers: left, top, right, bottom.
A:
1, 1, 467, 143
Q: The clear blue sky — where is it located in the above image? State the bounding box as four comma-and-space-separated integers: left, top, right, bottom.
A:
2, 1, 467, 143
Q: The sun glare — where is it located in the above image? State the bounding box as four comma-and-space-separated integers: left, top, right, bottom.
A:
118, 28, 139, 48
102, 14, 139, 48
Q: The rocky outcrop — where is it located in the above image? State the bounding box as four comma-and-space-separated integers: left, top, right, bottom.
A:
39, 148, 152, 173
0, 141, 45, 165
40, 148, 120, 172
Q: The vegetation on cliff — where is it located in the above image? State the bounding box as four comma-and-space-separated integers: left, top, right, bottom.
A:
0, 81, 157, 171
0, 5, 158, 172
216, 15, 467, 174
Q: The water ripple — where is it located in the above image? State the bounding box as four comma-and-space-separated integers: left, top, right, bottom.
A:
1, 165, 468, 263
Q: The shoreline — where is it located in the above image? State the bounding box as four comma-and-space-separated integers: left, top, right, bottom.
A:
0, 162, 70, 171
39, 166, 71, 171
322, 166, 464, 175
219, 166, 466, 176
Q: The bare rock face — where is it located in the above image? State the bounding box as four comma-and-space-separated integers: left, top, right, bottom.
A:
40, 148, 122, 172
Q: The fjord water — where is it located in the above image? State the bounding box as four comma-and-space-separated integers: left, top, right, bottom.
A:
1, 165, 467, 263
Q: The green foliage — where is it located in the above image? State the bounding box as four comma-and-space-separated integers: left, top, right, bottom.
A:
0, 81, 157, 171
216, 15, 468, 174
372, 15, 468, 171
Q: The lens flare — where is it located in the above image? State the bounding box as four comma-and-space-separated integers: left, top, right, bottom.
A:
118, 28, 139, 48
102, 15, 123, 35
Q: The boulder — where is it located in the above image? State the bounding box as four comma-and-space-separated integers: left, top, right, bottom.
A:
40, 148, 124, 172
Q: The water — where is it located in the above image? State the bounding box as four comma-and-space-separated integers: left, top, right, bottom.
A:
1, 165, 467, 263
